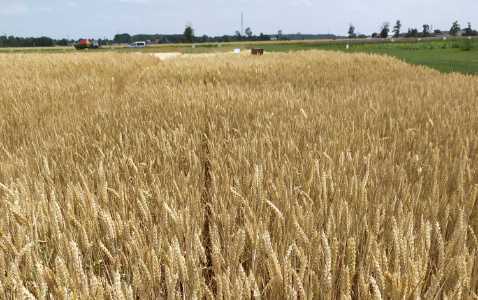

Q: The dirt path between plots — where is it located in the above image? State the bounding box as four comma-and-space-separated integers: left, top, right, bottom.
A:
152, 53, 183, 60
152, 52, 247, 60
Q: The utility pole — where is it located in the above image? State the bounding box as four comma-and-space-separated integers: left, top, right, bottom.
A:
241, 12, 244, 36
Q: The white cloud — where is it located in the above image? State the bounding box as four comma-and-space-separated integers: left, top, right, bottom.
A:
342, 0, 369, 11
1, 0, 477, 38
106, 0, 153, 3
287, 0, 314, 8
0, 4, 27, 15
39, 6, 55, 12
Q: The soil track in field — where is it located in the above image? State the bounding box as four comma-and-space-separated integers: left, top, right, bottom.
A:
152, 53, 183, 60
152, 51, 251, 60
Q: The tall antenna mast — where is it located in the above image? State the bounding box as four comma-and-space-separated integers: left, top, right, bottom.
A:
241, 12, 244, 35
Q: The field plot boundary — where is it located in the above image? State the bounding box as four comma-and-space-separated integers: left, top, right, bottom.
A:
0, 50, 477, 299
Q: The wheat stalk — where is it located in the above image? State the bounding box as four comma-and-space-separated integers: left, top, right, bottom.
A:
0, 50, 477, 298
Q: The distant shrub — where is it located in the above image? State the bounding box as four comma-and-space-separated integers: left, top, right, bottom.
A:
460, 39, 476, 51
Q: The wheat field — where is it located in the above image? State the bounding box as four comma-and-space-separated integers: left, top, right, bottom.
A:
0, 50, 477, 299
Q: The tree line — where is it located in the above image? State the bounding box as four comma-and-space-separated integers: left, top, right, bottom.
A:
182, 25, 339, 43
348, 20, 478, 39
119, 30, 337, 44
0, 31, 338, 48
0, 36, 58, 47
3, 20, 475, 48
0, 35, 115, 47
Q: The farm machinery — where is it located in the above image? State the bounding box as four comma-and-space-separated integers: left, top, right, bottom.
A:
74, 40, 101, 50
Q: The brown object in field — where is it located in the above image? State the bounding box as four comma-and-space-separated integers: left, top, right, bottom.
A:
251, 48, 264, 55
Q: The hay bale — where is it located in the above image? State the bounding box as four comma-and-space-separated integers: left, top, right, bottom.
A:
251, 48, 264, 55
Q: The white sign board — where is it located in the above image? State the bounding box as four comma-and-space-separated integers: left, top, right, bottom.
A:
346, 45, 349, 49
443, 37, 447, 40
468, 36, 472, 40
192, 45, 196, 48
218, 44, 221, 47
234, 48, 241, 54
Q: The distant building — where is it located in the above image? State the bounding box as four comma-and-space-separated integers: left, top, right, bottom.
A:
440, 30, 463, 37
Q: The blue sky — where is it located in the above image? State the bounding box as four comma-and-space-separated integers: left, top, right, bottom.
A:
0, 0, 476, 39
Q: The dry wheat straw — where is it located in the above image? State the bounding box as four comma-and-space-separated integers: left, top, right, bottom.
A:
0, 50, 477, 298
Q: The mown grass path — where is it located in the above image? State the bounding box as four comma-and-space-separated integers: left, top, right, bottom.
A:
259, 39, 478, 75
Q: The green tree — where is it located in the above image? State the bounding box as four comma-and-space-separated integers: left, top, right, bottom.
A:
235, 30, 242, 41
277, 29, 283, 40
393, 20, 401, 38
259, 33, 270, 41
8, 36, 18, 47
463, 22, 478, 36
450, 21, 460, 36
405, 28, 419, 38
0, 35, 7, 47
422, 24, 430, 37
184, 25, 194, 43
245, 27, 252, 40
33, 36, 54, 47
113, 33, 132, 44
348, 24, 355, 39
380, 22, 390, 38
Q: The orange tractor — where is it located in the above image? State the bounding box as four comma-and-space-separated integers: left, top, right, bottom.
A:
74, 40, 101, 50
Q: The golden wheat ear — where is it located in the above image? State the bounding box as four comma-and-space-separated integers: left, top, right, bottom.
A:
1, 49, 477, 299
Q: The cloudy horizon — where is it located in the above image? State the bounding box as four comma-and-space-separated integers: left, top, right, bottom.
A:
0, 0, 476, 40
